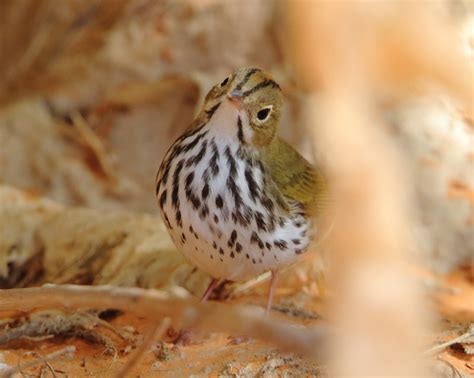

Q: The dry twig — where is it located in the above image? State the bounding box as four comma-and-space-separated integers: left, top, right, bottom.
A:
114, 317, 171, 378
0, 284, 324, 359
1, 345, 76, 378
425, 324, 474, 356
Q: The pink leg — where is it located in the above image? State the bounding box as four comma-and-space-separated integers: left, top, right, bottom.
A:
200, 278, 220, 302
266, 270, 278, 314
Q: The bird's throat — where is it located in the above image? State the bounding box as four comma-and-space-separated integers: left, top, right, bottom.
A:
206, 99, 250, 146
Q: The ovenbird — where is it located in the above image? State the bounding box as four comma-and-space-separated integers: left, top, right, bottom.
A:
155, 68, 327, 311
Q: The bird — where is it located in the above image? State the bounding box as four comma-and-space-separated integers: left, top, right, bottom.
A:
155, 67, 327, 312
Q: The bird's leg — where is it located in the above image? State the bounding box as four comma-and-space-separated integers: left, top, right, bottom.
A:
200, 278, 220, 302
266, 270, 278, 314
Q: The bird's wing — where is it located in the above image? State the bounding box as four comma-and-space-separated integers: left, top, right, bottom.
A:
261, 137, 328, 215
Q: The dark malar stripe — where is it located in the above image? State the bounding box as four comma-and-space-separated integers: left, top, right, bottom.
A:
243, 79, 280, 97
205, 102, 221, 119
237, 116, 245, 144
225, 147, 237, 178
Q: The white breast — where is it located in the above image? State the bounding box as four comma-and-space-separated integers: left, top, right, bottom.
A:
157, 108, 311, 281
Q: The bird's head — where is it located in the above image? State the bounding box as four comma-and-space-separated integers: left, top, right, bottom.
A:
203, 68, 283, 147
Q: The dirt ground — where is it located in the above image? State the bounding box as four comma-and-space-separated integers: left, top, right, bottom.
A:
0, 266, 472, 377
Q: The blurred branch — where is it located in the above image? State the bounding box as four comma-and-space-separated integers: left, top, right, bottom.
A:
0, 284, 325, 359
280, 1, 473, 375
283, 1, 473, 115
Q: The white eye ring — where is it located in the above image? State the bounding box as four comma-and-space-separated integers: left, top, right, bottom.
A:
256, 105, 273, 123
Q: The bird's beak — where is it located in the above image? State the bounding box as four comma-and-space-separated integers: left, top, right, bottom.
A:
227, 90, 244, 109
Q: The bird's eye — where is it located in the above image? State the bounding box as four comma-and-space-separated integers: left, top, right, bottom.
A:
220, 77, 229, 87
256, 106, 272, 122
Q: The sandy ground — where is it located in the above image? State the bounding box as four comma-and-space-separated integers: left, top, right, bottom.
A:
0, 266, 472, 377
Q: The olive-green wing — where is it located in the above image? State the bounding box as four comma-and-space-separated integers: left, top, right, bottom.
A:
262, 137, 328, 215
